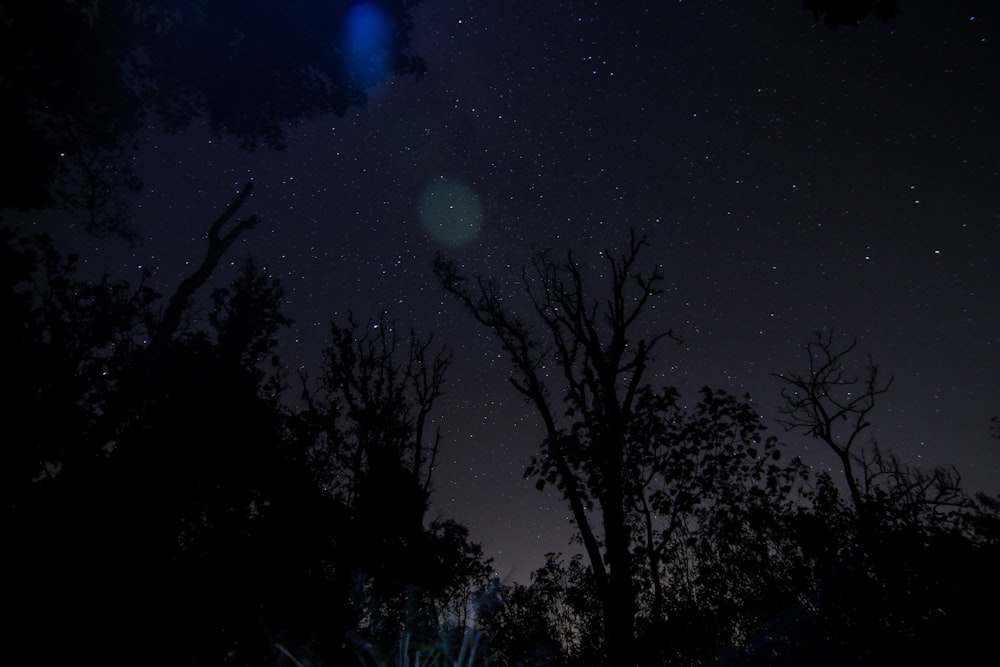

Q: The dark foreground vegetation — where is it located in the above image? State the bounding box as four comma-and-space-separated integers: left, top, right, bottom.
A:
3, 218, 998, 666
3, 1, 995, 664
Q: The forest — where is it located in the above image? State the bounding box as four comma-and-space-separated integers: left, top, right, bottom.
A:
5, 211, 1000, 666
3, 1, 997, 666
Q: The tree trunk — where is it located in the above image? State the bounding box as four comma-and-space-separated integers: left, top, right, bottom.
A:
600, 431, 637, 667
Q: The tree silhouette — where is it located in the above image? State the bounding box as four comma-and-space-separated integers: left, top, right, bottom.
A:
3, 220, 488, 664
435, 232, 806, 666
3, 242, 321, 663
3, 3, 501, 661
154, 181, 261, 347
0, 228, 159, 503
625, 386, 809, 664
291, 311, 488, 658
768, 330, 1000, 664
434, 233, 662, 665
477, 554, 603, 667
773, 331, 976, 549
774, 331, 893, 531
1, 0, 426, 238
435, 240, 1000, 666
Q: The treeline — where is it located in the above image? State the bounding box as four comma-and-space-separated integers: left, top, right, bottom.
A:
3, 221, 997, 666
2, 222, 486, 665
437, 234, 1000, 666
6, 3, 979, 664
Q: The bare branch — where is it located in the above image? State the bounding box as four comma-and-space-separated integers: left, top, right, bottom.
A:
774, 330, 893, 521
153, 181, 258, 348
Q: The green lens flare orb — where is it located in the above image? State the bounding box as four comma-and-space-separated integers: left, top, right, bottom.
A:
418, 177, 482, 247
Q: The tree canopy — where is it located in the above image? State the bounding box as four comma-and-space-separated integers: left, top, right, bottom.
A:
436, 236, 999, 667
4, 219, 998, 665
1, 0, 426, 237
2, 211, 487, 665
4, 2, 995, 663
435, 233, 813, 666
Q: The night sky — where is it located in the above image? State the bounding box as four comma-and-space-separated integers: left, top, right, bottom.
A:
18, 0, 1000, 582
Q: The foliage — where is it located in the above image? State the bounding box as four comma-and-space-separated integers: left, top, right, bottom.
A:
441, 242, 998, 666
289, 310, 490, 658
476, 554, 603, 667
2, 218, 488, 665
1, 0, 426, 237
210, 257, 292, 389
437, 232, 809, 666
0, 229, 158, 497
4, 212, 996, 665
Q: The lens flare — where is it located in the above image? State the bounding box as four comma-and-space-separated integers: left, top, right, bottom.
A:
342, 2, 392, 87
418, 177, 482, 247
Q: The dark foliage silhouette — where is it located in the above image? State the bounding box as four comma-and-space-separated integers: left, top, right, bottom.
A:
438, 239, 998, 667
3, 206, 487, 665
1, 0, 425, 238
476, 553, 603, 667
292, 312, 490, 658
4, 233, 327, 663
435, 232, 809, 666
6, 210, 997, 666
765, 331, 1000, 664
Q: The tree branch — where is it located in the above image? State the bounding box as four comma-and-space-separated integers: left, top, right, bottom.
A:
153, 181, 258, 348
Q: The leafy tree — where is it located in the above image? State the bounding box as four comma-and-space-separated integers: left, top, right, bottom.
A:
435, 232, 806, 666
477, 554, 603, 667
626, 386, 809, 665
3, 238, 326, 664
3, 212, 488, 665
210, 255, 292, 391
0, 182, 265, 504
292, 312, 490, 659
0, 228, 158, 506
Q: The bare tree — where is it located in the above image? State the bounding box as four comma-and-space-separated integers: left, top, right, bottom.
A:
302, 311, 449, 504
858, 443, 971, 530
773, 330, 891, 520
774, 330, 971, 544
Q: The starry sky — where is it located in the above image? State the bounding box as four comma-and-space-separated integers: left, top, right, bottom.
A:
22, 0, 1000, 581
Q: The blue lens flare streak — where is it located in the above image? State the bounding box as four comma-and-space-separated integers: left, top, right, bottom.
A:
342, 2, 392, 87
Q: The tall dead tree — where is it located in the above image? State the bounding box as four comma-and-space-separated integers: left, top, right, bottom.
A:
773, 330, 896, 554
775, 330, 973, 545
773, 331, 891, 516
